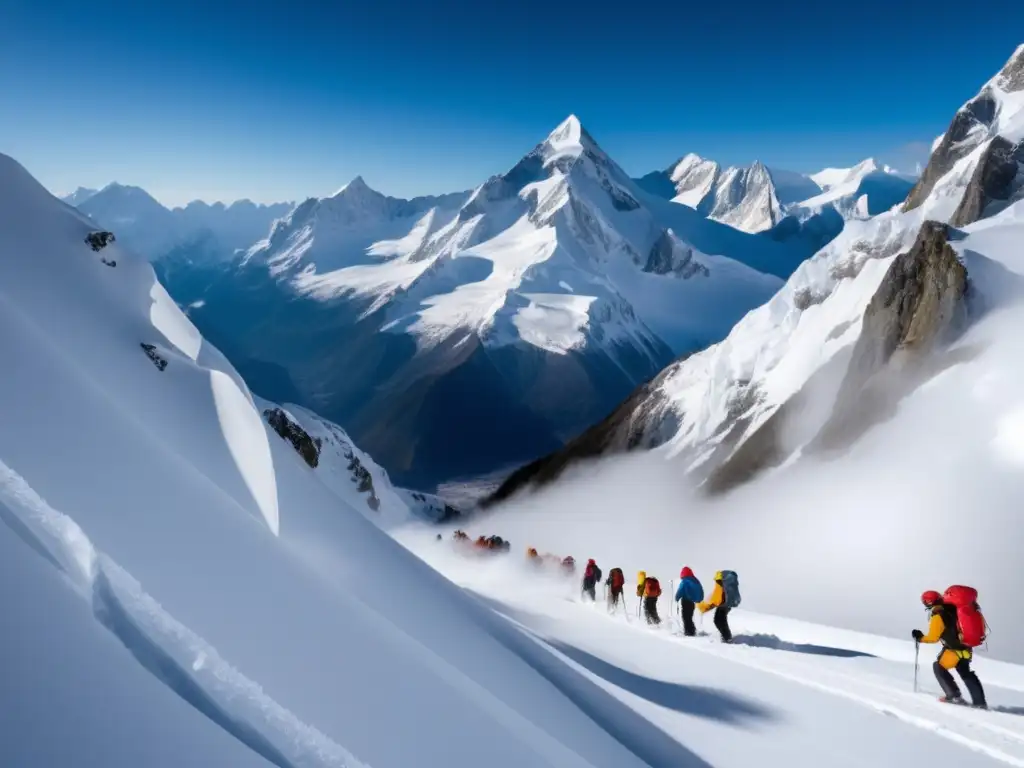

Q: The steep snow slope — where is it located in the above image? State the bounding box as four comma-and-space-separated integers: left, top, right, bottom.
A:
0, 151, 727, 768
181, 116, 782, 487
0, 494, 272, 768
491, 45, 1024, 508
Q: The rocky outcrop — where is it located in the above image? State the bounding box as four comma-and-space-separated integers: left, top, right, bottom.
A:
85, 231, 116, 252
809, 221, 968, 452
951, 137, 1024, 226
704, 223, 968, 491
907, 46, 1024, 213
407, 491, 462, 522
344, 451, 380, 511
996, 44, 1024, 92
904, 90, 998, 211
264, 408, 320, 468
644, 231, 709, 278
140, 343, 167, 371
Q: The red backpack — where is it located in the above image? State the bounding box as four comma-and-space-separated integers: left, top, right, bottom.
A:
943, 585, 987, 648
645, 577, 662, 598
609, 568, 624, 589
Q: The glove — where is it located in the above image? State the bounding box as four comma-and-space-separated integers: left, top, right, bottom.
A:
912, 629, 924, 641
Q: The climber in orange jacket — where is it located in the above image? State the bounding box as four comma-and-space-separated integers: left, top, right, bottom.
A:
636, 571, 662, 625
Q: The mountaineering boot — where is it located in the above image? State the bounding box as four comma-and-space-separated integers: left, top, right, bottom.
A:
938, 695, 965, 705
956, 658, 987, 709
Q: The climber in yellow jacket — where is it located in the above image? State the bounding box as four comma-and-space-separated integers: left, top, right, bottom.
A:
698, 571, 733, 643
913, 590, 986, 707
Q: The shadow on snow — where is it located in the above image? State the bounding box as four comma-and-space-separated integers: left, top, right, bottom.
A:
732, 633, 876, 659
546, 640, 779, 727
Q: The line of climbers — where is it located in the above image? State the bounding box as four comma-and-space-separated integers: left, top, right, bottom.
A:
448, 530, 512, 553
446, 532, 991, 708
581, 559, 741, 642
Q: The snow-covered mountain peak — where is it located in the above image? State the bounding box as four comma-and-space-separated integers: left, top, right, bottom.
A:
669, 153, 716, 180
331, 174, 374, 199
545, 114, 586, 149
60, 186, 99, 206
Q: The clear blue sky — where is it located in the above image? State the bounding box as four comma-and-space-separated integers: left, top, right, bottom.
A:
2, 0, 1021, 206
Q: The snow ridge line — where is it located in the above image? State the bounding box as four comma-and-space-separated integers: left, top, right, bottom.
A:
0, 457, 369, 768
662, 632, 1024, 767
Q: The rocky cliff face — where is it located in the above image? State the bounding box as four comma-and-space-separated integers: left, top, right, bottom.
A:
905, 46, 1024, 212
264, 407, 321, 468
951, 137, 1024, 226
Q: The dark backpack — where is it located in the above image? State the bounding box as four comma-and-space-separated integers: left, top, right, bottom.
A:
609, 568, 624, 589
720, 571, 741, 609
645, 577, 662, 598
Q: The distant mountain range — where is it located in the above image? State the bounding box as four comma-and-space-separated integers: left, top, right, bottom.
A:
62, 183, 292, 262
59, 120, 921, 491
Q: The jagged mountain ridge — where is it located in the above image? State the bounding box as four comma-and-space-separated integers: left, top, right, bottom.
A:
176, 115, 784, 488
637, 154, 916, 248
490, 44, 1024, 505
637, 155, 820, 233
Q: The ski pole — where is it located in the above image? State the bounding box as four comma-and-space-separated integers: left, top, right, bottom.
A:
913, 640, 920, 693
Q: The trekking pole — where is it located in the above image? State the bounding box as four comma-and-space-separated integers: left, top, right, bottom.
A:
670, 580, 675, 633
913, 640, 920, 693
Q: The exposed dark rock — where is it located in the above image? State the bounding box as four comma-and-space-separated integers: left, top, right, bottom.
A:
139, 343, 167, 371
951, 137, 1024, 226
602, 178, 641, 211
343, 450, 380, 511
793, 287, 827, 311
85, 231, 116, 252
904, 90, 998, 211
101, 257, 117, 268
263, 408, 320, 468
996, 45, 1024, 92
644, 231, 709, 278
810, 221, 968, 451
